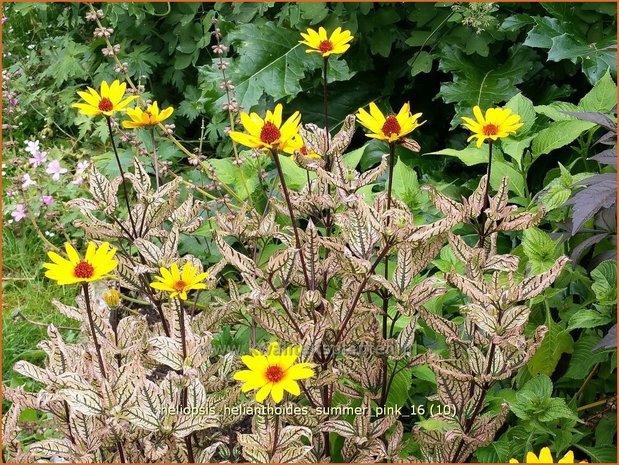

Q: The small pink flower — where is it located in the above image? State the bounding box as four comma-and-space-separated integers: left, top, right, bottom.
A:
75, 160, 89, 175
21, 173, 37, 188
25, 140, 40, 155
11, 204, 26, 222
46, 160, 67, 181
29, 150, 47, 167
41, 195, 54, 206
72, 177, 84, 186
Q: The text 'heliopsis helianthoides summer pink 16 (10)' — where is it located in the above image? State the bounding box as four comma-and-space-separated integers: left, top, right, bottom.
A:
509, 447, 586, 463
356, 102, 424, 143
122, 101, 174, 129
72, 79, 137, 117
150, 262, 209, 301
233, 342, 315, 403
43, 242, 118, 285
229, 103, 301, 153
462, 105, 524, 148
299, 26, 354, 57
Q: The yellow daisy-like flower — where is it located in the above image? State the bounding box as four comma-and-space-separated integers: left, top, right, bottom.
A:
103, 288, 121, 307
150, 262, 209, 301
356, 102, 424, 143
43, 242, 118, 286
122, 101, 174, 129
299, 26, 354, 57
72, 80, 137, 117
289, 135, 322, 160
509, 447, 585, 464
233, 342, 315, 404
462, 105, 524, 148
229, 104, 301, 153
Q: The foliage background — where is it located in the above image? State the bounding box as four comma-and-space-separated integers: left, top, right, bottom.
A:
2, 2, 617, 462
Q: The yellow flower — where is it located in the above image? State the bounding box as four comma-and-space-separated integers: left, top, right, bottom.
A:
509, 447, 585, 464
122, 101, 174, 129
103, 288, 121, 307
356, 102, 424, 143
462, 105, 523, 148
299, 26, 354, 57
233, 342, 315, 403
150, 262, 209, 301
289, 135, 322, 160
229, 104, 301, 153
72, 80, 137, 117
43, 242, 118, 285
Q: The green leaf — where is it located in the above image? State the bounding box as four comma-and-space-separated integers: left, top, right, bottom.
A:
548, 34, 617, 84
208, 157, 260, 201
501, 135, 534, 168
438, 44, 537, 126
575, 445, 618, 463
524, 16, 566, 49
385, 365, 412, 409
568, 309, 614, 331
391, 158, 420, 207
411, 365, 436, 385
591, 260, 617, 306
505, 93, 536, 134
425, 145, 489, 166
222, 21, 353, 112
562, 333, 609, 379
343, 146, 365, 169
408, 51, 434, 77
528, 315, 574, 376
490, 160, 525, 197
531, 120, 596, 158
522, 228, 559, 275
534, 102, 581, 121
278, 154, 315, 191
579, 70, 617, 112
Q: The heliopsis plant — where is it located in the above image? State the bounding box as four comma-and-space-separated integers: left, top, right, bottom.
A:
356, 101, 424, 143
122, 101, 174, 128
229, 103, 301, 153
72, 79, 136, 117
150, 262, 209, 300
509, 447, 584, 464
43, 242, 118, 285
299, 26, 353, 57
233, 342, 314, 403
462, 105, 523, 147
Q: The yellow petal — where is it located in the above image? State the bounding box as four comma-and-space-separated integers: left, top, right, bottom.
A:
271, 383, 284, 403
538, 448, 553, 463
255, 383, 272, 403
558, 451, 574, 463
472, 105, 485, 125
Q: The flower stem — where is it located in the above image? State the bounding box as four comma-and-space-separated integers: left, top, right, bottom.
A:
271, 149, 312, 291
105, 116, 137, 236
323, 56, 330, 154
149, 126, 160, 189
270, 412, 280, 458
82, 283, 127, 463
177, 298, 195, 463
380, 142, 396, 408
477, 141, 493, 247
82, 283, 107, 378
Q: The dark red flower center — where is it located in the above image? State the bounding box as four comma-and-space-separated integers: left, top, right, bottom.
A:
173, 280, 187, 291
300, 146, 308, 156
318, 40, 333, 54
260, 121, 281, 144
98, 98, 114, 112
483, 124, 498, 136
265, 365, 285, 382
382, 115, 401, 137
74, 260, 95, 279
